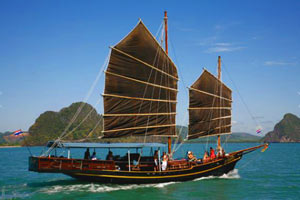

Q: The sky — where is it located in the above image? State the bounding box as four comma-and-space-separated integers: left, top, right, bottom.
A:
0, 0, 300, 135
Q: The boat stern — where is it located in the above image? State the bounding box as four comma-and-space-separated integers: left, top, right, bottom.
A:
28, 156, 39, 172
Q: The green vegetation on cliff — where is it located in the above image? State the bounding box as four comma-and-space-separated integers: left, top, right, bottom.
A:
25, 102, 103, 146
263, 113, 300, 143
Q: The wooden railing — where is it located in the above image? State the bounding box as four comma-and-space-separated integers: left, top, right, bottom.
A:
37, 157, 115, 171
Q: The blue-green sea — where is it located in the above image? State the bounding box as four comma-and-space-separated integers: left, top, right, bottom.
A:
0, 143, 299, 200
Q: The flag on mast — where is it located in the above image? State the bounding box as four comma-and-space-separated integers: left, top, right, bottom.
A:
14, 129, 23, 136
256, 125, 262, 134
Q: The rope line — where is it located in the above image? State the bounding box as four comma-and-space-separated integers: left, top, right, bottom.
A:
222, 60, 259, 128
43, 52, 110, 156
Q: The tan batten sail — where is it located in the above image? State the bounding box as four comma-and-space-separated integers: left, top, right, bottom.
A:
188, 69, 232, 140
102, 21, 178, 138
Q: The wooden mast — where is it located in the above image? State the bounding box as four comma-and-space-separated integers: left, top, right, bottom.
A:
164, 11, 171, 154
217, 56, 221, 151
164, 11, 168, 55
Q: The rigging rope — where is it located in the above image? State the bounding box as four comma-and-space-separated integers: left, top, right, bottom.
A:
168, 27, 190, 155
140, 21, 164, 144
59, 51, 110, 140
221, 60, 260, 129
60, 98, 102, 140
43, 51, 110, 156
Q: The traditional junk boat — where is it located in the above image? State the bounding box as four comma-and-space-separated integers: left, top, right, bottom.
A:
29, 12, 268, 184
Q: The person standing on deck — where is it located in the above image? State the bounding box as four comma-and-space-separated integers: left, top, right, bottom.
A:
153, 150, 159, 171
84, 148, 90, 160
161, 152, 168, 171
106, 151, 114, 160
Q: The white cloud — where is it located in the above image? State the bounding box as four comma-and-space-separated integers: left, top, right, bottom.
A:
195, 36, 218, 46
264, 61, 296, 66
206, 46, 245, 53
214, 42, 231, 46
214, 22, 242, 31
201, 41, 245, 53
177, 27, 195, 32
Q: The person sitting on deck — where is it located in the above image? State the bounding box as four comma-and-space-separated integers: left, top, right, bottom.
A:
222, 148, 226, 157
161, 152, 168, 171
84, 148, 90, 160
203, 151, 210, 163
187, 151, 197, 162
91, 152, 97, 160
106, 151, 113, 161
217, 147, 225, 158
210, 147, 216, 160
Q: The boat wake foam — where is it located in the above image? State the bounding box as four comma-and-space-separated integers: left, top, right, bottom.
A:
193, 169, 240, 182
40, 181, 176, 194
39, 170, 239, 194
219, 169, 240, 179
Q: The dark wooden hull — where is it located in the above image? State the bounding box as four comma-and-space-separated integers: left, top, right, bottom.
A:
29, 154, 242, 184
67, 157, 240, 184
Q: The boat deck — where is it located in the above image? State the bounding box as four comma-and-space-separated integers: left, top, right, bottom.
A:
29, 155, 227, 173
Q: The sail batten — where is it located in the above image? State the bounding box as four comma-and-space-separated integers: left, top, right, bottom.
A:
103, 93, 177, 103
188, 132, 232, 140
193, 115, 231, 123
111, 47, 179, 81
105, 71, 178, 92
189, 107, 231, 110
188, 70, 232, 140
104, 112, 177, 117
103, 21, 178, 138
189, 87, 232, 102
102, 124, 176, 133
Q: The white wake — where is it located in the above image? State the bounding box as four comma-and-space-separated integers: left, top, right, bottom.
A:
40, 170, 239, 194
40, 181, 177, 194
193, 169, 240, 182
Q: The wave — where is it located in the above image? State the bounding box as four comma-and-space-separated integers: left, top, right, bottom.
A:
40, 181, 177, 194
39, 170, 239, 194
193, 169, 240, 181
219, 169, 240, 179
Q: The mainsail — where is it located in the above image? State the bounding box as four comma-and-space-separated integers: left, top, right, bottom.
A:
188, 70, 232, 140
102, 21, 178, 138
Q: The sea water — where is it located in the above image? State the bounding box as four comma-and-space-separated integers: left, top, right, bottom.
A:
0, 143, 299, 200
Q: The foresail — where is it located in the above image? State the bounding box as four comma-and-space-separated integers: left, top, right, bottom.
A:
103, 21, 178, 138
188, 70, 232, 140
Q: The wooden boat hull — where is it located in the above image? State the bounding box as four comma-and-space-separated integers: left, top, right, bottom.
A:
66, 156, 240, 184
29, 153, 242, 184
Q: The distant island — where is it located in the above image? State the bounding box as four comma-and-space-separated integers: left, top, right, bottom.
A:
263, 113, 300, 143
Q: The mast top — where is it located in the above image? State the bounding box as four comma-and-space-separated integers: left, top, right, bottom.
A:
218, 56, 221, 80
164, 11, 168, 55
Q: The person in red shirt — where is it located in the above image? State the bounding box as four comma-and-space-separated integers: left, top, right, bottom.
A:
210, 147, 216, 160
